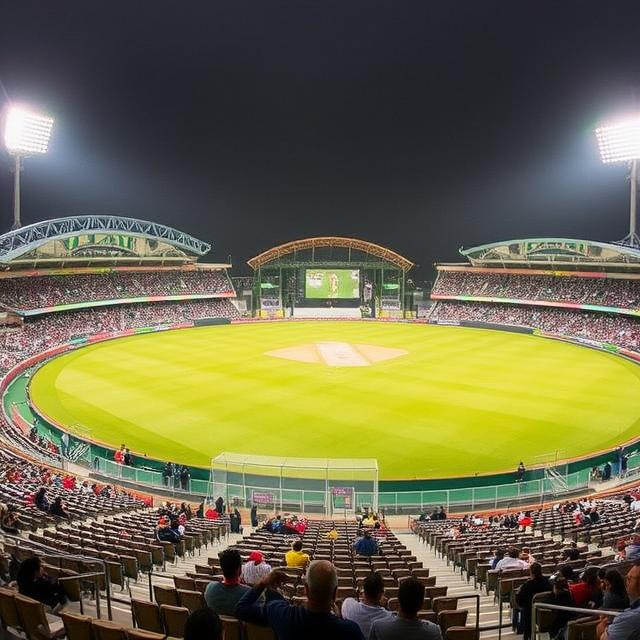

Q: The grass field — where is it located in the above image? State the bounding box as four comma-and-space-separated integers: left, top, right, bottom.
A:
29, 321, 640, 479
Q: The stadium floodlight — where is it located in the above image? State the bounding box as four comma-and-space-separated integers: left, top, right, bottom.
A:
3, 105, 54, 230
595, 116, 640, 247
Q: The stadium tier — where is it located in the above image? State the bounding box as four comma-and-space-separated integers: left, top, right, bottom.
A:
247, 236, 414, 318
430, 238, 640, 356
0, 299, 240, 377
0, 269, 234, 312
3, 226, 640, 517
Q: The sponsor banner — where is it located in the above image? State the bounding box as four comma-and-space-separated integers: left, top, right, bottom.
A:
331, 487, 353, 497
252, 491, 276, 505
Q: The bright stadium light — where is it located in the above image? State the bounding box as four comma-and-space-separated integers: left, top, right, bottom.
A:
596, 115, 640, 247
3, 104, 55, 230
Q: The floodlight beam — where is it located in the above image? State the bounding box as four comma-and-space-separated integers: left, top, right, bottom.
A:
3, 105, 54, 230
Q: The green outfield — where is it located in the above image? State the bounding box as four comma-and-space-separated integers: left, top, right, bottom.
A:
29, 321, 640, 479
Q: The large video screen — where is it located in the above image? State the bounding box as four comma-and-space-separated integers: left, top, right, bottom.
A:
305, 269, 360, 299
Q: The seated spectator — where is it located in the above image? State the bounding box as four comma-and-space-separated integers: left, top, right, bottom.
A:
491, 548, 506, 570
16, 557, 67, 611
49, 497, 69, 520
520, 547, 536, 565
184, 607, 222, 640
157, 517, 181, 544
342, 571, 393, 637
554, 564, 577, 585
362, 513, 376, 527
597, 562, 640, 640
548, 577, 574, 639
560, 543, 581, 562
353, 530, 380, 557
235, 561, 364, 640
601, 569, 630, 611
569, 566, 602, 608
624, 535, 640, 562
205, 549, 250, 616
515, 563, 551, 639
0, 504, 21, 534
495, 547, 529, 571
34, 487, 49, 513
241, 551, 272, 586
326, 527, 339, 541
370, 577, 442, 640
285, 540, 310, 569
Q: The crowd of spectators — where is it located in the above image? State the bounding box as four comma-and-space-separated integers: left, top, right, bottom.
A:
0, 298, 239, 376
430, 301, 640, 352
0, 269, 233, 310
433, 270, 640, 310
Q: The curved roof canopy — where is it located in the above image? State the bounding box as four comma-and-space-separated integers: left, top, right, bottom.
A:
248, 236, 414, 271
0, 215, 211, 264
461, 238, 640, 266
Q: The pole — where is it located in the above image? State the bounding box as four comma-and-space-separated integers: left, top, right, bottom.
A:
12, 155, 21, 230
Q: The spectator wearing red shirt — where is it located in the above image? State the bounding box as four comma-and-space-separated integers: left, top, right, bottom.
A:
569, 567, 602, 608
114, 446, 125, 464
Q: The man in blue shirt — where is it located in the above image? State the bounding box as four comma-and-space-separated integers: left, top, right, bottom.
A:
598, 562, 640, 640
353, 530, 380, 557
235, 560, 364, 640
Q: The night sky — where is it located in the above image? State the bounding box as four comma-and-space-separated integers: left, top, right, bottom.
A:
2, 1, 640, 278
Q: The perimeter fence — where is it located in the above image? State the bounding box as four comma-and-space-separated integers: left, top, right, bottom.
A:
81, 454, 637, 514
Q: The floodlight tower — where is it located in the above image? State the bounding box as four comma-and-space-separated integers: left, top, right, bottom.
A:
3, 105, 54, 230
596, 117, 640, 247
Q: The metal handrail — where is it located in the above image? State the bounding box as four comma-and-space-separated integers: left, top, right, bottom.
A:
531, 601, 621, 640
0, 531, 113, 620
453, 593, 480, 636
59, 571, 106, 619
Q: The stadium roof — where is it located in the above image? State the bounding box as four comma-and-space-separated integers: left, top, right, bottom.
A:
460, 238, 640, 267
247, 236, 414, 271
0, 215, 211, 265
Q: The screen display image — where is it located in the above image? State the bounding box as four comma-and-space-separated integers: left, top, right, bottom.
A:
305, 269, 360, 299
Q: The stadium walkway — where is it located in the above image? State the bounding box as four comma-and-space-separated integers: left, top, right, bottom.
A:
397, 532, 518, 639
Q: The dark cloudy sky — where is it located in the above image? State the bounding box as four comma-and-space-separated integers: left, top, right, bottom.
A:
1, 1, 640, 277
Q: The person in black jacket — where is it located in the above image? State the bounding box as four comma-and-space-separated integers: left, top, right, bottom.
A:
17, 557, 67, 611
600, 568, 630, 610
515, 563, 552, 639
34, 487, 49, 512
548, 578, 574, 640
230, 508, 242, 534
162, 462, 173, 487
180, 466, 191, 491
49, 497, 69, 520
250, 505, 258, 528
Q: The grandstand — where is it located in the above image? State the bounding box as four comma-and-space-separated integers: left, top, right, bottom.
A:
430, 238, 640, 358
248, 236, 414, 318
0, 216, 240, 460
3, 224, 640, 638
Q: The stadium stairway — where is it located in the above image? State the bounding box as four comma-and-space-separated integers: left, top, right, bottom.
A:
396, 532, 518, 640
